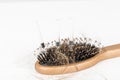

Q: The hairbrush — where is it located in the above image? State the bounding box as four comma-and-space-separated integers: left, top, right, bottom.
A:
34, 37, 120, 75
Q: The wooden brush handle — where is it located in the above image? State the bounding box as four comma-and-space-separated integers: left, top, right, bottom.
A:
100, 44, 120, 60
35, 44, 120, 75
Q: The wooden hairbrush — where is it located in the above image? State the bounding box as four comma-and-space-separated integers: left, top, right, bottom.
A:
34, 37, 120, 75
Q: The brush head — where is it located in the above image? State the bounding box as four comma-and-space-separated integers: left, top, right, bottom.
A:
35, 37, 101, 66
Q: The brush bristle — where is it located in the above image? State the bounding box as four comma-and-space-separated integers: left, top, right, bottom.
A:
36, 37, 101, 66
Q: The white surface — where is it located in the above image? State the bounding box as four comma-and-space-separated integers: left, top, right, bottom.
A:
0, 0, 120, 80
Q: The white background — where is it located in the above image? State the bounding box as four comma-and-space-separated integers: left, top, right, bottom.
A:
0, 0, 120, 80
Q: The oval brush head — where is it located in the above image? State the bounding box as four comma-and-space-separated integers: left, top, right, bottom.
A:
35, 37, 120, 75
36, 37, 101, 66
